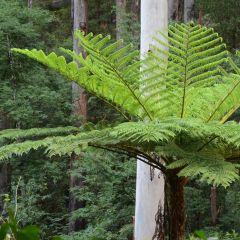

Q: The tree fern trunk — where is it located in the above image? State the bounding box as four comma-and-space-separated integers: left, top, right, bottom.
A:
166, 173, 187, 240
210, 186, 219, 226
135, 1, 168, 239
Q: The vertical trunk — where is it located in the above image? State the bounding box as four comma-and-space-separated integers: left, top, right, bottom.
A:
168, 0, 179, 21
135, 1, 168, 239
168, 0, 176, 21
28, 0, 33, 8
131, 0, 140, 47
166, 174, 187, 240
72, 0, 88, 123
210, 186, 219, 226
69, 0, 88, 232
198, 6, 203, 25
116, 0, 127, 40
184, 0, 194, 22
131, 0, 140, 21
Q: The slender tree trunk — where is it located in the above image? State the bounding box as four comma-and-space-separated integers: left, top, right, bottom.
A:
72, 0, 88, 123
131, 0, 140, 21
28, 0, 33, 8
168, 0, 176, 20
69, 0, 88, 232
116, 0, 126, 40
210, 186, 219, 226
135, 1, 168, 239
165, 172, 187, 240
184, 0, 194, 22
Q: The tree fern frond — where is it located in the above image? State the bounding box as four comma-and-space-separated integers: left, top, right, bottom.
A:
142, 22, 228, 120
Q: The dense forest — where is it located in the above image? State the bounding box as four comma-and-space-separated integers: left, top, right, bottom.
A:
0, 0, 240, 240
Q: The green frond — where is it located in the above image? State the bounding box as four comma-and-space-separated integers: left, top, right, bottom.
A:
0, 126, 79, 143
9, 24, 240, 187
143, 22, 228, 120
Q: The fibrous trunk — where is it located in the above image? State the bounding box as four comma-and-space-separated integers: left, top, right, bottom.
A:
165, 172, 187, 240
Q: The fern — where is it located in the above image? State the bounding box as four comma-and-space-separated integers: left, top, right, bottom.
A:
6, 23, 240, 186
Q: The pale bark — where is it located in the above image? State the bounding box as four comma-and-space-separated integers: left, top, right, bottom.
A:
28, 0, 33, 8
72, 0, 88, 123
116, 0, 127, 40
184, 0, 194, 22
135, 1, 168, 239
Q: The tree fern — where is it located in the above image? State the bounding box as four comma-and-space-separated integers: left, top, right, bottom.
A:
5, 23, 240, 187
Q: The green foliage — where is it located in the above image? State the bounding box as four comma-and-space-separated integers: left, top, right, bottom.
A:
0, 0, 74, 128
8, 155, 69, 238
5, 23, 240, 187
62, 150, 135, 240
0, 1, 75, 238
0, 204, 63, 240
195, 0, 240, 50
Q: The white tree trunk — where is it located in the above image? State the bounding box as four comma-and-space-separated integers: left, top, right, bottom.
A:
134, 1, 168, 240
184, 0, 194, 22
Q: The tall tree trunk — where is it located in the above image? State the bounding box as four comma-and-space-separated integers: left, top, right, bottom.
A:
131, 0, 140, 21
165, 173, 187, 240
116, 0, 126, 40
184, 0, 194, 22
28, 0, 33, 8
210, 186, 219, 226
168, 0, 178, 21
135, 1, 168, 239
69, 0, 88, 232
72, 0, 88, 123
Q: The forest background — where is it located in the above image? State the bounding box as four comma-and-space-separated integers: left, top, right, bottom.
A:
0, 0, 240, 239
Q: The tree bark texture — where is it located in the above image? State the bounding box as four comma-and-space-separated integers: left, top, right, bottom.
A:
72, 0, 88, 124
168, 0, 177, 20
131, 0, 140, 21
210, 186, 219, 226
135, 1, 168, 239
165, 173, 187, 240
116, 0, 126, 40
184, 0, 194, 22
